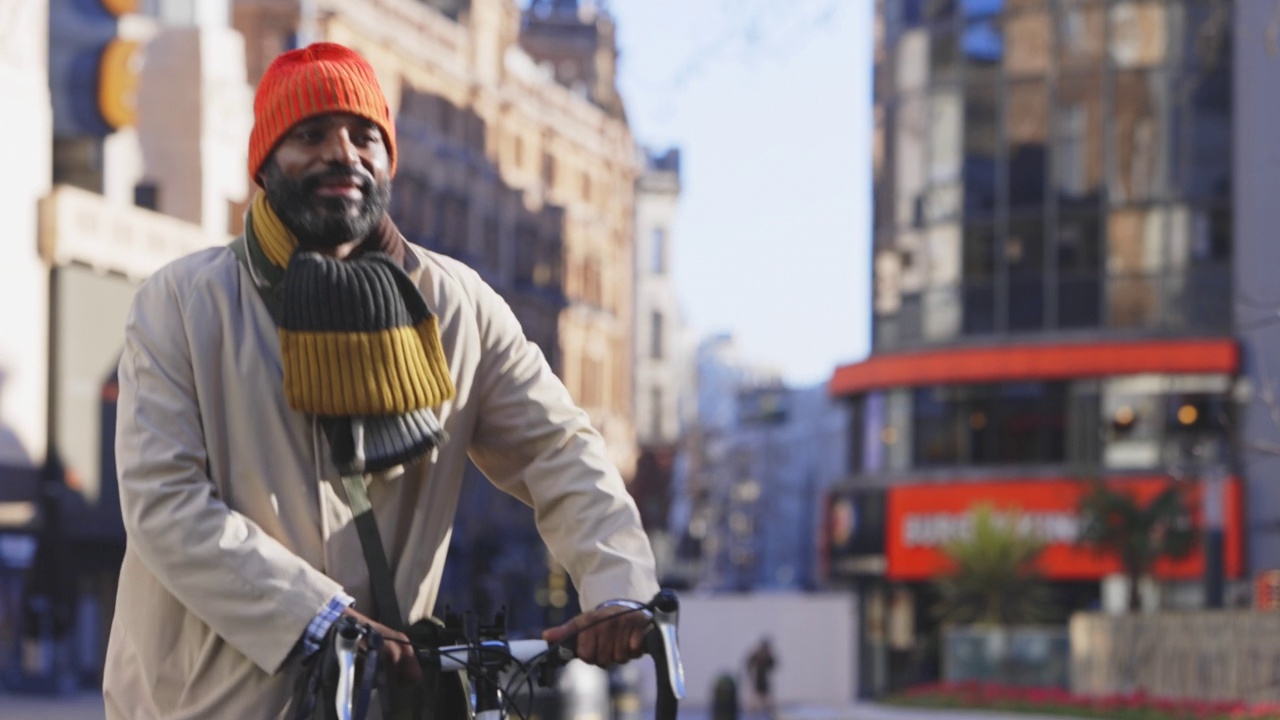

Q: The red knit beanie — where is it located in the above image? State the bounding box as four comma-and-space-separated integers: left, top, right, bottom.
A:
248, 43, 397, 184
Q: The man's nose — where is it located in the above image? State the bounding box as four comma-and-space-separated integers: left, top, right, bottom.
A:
320, 128, 360, 166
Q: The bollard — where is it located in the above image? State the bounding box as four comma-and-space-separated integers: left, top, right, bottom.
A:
712, 673, 738, 720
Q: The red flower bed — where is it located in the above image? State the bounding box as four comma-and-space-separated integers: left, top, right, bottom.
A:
891, 682, 1276, 720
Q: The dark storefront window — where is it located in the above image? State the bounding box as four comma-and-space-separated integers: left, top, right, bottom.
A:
852, 374, 1233, 476
912, 382, 1067, 467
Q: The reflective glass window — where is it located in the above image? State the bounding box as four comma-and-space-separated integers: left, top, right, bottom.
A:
962, 16, 1004, 67
1110, 70, 1171, 204
925, 0, 958, 22
963, 83, 1000, 219
1172, 65, 1231, 202
1057, 0, 1106, 70
962, 223, 997, 334
931, 28, 961, 84
1106, 207, 1165, 329
961, 0, 1002, 18
913, 387, 964, 466
896, 95, 929, 227
1007, 81, 1049, 210
1055, 72, 1105, 209
1110, 1, 1169, 69
1057, 213, 1103, 328
1004, 9, 1052, 77
874, 104, 894, 231
1007, 216, 1046, 330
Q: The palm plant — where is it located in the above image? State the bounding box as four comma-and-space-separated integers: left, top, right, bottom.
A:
1076, 481, 1198, 612
933, 503, 1055, 626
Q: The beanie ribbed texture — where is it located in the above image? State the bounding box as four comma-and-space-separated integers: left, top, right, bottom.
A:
249, 42, 397, 183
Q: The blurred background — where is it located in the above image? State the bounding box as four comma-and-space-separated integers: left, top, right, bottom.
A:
5, 0, 1280, 718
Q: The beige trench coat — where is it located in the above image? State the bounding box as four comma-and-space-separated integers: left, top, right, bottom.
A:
103, 240, 658, 719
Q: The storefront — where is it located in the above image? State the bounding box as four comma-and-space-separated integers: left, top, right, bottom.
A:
825, 474, 1245, 697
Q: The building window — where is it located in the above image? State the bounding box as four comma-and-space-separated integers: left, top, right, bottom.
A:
651, 387, 663, 440
542, 152, 557, 189
912, 382, 1067, 468
134, 183, 159, 211
582, 356, 602, 408
650, 312, 664, 359
651, 228, 666, 274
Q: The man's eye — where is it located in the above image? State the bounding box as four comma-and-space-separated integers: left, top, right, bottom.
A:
294, 129, 324, 143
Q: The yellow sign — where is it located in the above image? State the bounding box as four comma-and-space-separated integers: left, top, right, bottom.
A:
100, 0, 139, 17
98, 39, 141, 130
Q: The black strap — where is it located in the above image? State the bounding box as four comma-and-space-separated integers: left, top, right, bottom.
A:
233, 235, 415, 719
231, 235, 406, 629
341, 474, 404, 629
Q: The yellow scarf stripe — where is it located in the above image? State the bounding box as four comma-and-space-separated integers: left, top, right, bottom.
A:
279, 323, 455, 416
414, 316, 456, 403
250, 193, 299, 268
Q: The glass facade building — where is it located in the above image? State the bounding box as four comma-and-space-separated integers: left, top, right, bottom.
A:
829, 0, 1246, 697
873, 0, 1231, 349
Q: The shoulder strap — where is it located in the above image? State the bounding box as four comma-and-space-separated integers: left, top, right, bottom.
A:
341, 474, 405, 631
230, 236, 405, 632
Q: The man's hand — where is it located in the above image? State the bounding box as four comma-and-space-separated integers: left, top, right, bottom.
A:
542, 604, 651, 668
341, 606, 423, 687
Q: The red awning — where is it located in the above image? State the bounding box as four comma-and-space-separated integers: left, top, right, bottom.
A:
829, 338, 1238, 396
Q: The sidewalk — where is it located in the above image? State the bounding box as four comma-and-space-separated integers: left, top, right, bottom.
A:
779, 702, 1090, 720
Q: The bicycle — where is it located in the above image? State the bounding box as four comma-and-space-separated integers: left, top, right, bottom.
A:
317, 589, 685, 720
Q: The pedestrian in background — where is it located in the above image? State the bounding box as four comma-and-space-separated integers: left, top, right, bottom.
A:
745, 636, 777, 718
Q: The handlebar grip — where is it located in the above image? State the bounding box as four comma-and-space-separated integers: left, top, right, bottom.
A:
646, 589, 684, 720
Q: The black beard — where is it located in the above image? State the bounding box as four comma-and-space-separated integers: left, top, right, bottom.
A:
261, 161, 391, 249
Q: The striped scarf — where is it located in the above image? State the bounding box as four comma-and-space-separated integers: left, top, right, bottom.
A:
248, 194, 455, 474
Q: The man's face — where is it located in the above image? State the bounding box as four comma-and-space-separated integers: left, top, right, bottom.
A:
261, 113, 393, 248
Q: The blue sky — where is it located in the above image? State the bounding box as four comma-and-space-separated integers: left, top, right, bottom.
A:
606, 0, 874, 386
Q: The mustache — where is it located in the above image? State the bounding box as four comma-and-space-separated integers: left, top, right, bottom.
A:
300, 166, 375, 195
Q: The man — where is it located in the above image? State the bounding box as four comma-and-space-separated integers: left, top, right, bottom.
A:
103, 42, 658, 719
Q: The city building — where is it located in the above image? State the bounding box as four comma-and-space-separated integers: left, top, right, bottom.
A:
2, 0, 252, 689
667, 333, 848, 592
826, 0, 1247, 696
629, 147, 684, 578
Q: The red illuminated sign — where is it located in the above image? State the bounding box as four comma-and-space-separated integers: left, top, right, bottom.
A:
886, 476, 1243, 581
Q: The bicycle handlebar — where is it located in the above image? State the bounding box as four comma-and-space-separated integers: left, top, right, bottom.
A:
347, 589, 685, 720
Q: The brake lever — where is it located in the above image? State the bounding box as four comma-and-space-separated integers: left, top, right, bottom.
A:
648, 590, 685, 701
334, 619, 362, 720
